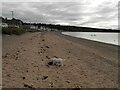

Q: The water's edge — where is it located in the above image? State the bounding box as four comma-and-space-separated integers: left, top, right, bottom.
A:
62, 32, 119, 46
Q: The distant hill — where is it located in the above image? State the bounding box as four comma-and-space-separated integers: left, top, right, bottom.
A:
24, 22, 120, 33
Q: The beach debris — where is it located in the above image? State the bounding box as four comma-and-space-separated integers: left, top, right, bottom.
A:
68, 51, 71, 53
24, 84, 33, 89
7, 74, 11, 77
15, 56, 18, 60
50, 82, 54, 88
3, 53, 9, 58
42, 76, 48, 80
20, 42, 23, 44
48, 57, 64, 66
66, 80, 70, 83
42, 39, 45, 41
22, 76, 26, 80
16, 50, 20, 55
54, 56, 58, 58
23, 49, 26, 51
38, 51, 41, 54
45, 46, 50, 48
26, 70, 28, 72
46, 56, 50, 59
67, 57, 70, 59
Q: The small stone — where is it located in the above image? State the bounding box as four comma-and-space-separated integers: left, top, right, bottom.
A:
36, 78, 39, 80
66, 80, 70, 83
48, 58, 64, 66
22, 77, 25, 80
23, 49, 26, 51
54, 56, 58, 58
17, 50, 20, 52
15, 57, 18, 60
7, 74, 11, 77
46, 56, 50, 59
42, 39, 45, 41
45, 46, 49, 48
24, 84, 33, 89
50, 82, 53, 88
38, 52, 41, 54
3, 53, 9, 58
42, 76, 48, 80
48, 62, 53, 66
67, 57, 70, 59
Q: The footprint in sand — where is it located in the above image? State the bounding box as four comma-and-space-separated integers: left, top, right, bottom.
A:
3, 53, 9, 58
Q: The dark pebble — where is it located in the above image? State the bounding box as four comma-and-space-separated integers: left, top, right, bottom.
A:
22, 77, 25, 80
42, 39, 45, 41
7, 74, 11, 77
24, 84, 33, 89
66, 80, 70, 83
54, 56, 58, 58
38, 52, 41, 54
48, 61, 53, 66
45, 46, 50, 48
42, 76, 48, 80
15, 57, 18, 60
46, 56, 50, 59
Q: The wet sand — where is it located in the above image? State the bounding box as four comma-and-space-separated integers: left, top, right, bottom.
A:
2, 32, 119, 88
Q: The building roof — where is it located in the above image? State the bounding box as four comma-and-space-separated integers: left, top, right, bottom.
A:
1, 17, 23, 25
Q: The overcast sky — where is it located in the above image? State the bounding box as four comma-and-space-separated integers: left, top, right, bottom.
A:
1, 0, 119, 29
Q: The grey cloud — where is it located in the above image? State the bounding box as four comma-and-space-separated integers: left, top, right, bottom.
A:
2, 1, 118, 29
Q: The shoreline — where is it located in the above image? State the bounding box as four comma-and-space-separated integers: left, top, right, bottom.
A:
61, 32, 119, 46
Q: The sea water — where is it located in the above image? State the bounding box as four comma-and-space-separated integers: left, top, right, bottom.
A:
62, 32, 120, 45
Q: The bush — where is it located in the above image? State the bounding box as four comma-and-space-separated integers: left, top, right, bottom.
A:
2, 27, 26, 35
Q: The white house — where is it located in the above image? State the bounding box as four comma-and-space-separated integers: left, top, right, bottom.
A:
2, 23, 8, 28
30, 25, 38, 30
38, 26, 52, 31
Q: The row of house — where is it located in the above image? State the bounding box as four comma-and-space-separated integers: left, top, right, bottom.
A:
0, 17, 58, 31
29, 25, 57, 31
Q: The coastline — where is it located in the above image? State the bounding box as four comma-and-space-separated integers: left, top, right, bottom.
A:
61, 32, 119, 46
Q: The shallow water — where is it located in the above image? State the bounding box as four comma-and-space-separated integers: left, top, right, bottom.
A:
62, 32, 120, 45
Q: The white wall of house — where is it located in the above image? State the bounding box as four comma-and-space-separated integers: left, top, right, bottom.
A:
2, 23, 8, 28
38, 26, 52, 31
30, 25, 38, 29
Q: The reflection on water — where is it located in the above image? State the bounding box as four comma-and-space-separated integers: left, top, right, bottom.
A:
62, 32, 119, 45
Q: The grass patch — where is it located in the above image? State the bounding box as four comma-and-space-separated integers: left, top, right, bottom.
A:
2, 28, 26, 35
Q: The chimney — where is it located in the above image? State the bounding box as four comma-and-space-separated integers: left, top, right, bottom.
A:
5, 17, 7, 20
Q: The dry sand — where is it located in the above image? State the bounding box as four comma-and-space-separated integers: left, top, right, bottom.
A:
2, 32, 119, 88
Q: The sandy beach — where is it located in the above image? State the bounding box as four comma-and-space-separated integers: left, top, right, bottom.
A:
2, 32, 119, 88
